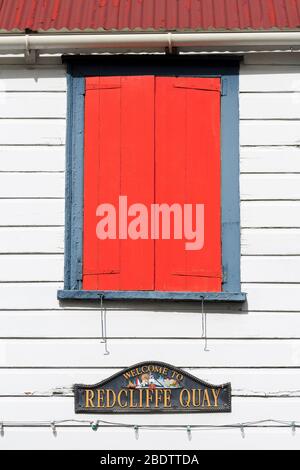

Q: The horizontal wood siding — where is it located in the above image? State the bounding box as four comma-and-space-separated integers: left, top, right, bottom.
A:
0, 338, 299, 367
0, 369, 299, 395
0, 397, 299, 424
1, 429, 299, 451
0, 311, 299, 338
0, 60, 299, 449
0, 254, 299, 282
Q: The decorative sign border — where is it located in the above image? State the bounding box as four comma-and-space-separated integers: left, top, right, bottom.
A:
74, 361, 231, 414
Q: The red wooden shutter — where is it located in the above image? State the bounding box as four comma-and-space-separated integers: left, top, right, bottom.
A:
83, 76, 222, 293
155, 77, 222, 292
83, 76, 155, 290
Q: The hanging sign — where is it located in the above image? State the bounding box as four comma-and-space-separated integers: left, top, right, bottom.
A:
74, 361, 231, 414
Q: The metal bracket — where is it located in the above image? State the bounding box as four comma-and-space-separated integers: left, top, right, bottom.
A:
24, 35, 38, 65
165, 33, 178, 55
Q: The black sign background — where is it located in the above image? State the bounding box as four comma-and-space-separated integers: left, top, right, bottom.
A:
74, 361, 231, 414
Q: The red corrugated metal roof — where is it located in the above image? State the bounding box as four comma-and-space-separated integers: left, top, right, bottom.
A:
0, 0, 300, 33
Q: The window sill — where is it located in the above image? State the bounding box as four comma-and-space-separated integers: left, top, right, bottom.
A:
57, 290, 246, 302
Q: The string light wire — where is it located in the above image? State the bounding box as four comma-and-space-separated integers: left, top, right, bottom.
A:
0, 419, 299, 437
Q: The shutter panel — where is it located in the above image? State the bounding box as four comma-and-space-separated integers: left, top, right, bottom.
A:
83, 76, 155, 290
155, 77, 222, 292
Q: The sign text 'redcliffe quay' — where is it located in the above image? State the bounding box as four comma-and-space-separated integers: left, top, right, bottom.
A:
74, 362, 231, 414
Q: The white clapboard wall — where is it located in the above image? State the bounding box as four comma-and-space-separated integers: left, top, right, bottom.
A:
0, 54, 300, 450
